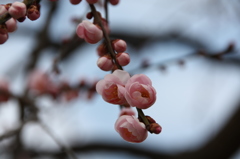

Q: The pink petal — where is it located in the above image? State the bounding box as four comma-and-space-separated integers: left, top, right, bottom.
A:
76, 23, 85, 39
119, 108, 135, 116
112, 69, 130, 85
126, 74, 152, 88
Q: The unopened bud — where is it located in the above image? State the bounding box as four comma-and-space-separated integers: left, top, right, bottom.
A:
116, 52, 130, 66
17, 17, 26, 22
97, 55, 113, 71
145, 115, 156, 123
6, 18, 17, 32
0, 33, 8, 44
86, 12, 93, 19
97, 43, 108, 57
109, 0, 119, 5
0, 24, 8, 34
112, 39, 127, 53
149, 123, 162, 134
8, 2, 26, 19
27, 4, 40, 21
70, 0, 82, 5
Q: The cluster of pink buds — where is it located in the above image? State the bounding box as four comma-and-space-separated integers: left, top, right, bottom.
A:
97, 39, 130, 71
27, 70, 97, 101
51, 0, 160, 143
0, 2, 41, 44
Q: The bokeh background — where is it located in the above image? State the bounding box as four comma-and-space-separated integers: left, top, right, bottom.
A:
1, 0, 240, 158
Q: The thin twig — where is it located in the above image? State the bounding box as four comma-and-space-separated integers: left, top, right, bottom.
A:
104, 0, 109, 23
0, 124, 23, 142
89, 4, 152, 130
89, 4, 123, 70
39, 121, 78, 159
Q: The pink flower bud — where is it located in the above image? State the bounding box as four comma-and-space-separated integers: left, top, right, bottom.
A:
97, 55, 113, 71
145, 115, 156, 123
69, 0, 82, 5
116, 52, 130, 66
115, 115, 148, 143
119, 108, 135, 116
0, 33, 8, 44
149, 123, 162, 134
0, 79, 10, 103
109, 0, 120, 5
17, 17, 26, 23
86, 12, 93, 19
112, 39, 127, 53
76, 20, 103, 44
96, 70, 130, 105
125, 74, 156, 109
86, 0, 98, 4
8, 2, 26, 19
27, 5, 40, 21
6, 18, 17, 32
97, 43, 108, 57
0, 5, 7, 15
0, 24, 8, 34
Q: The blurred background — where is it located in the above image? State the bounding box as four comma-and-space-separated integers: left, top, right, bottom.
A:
0, 0, 240, 158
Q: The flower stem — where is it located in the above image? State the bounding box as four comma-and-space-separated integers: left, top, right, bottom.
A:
89, 4, 123, 70
104, 0, 109, 23
90, 4, 151, 132
137, 108, 150, 129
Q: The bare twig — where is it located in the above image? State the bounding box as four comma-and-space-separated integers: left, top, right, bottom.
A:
39, 121, 78, 159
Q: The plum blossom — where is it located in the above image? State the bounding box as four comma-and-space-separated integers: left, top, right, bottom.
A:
125, 74, 156, 109
96, 70, 130, 105
115, 115, 148, 143
76, 20, 103, 44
